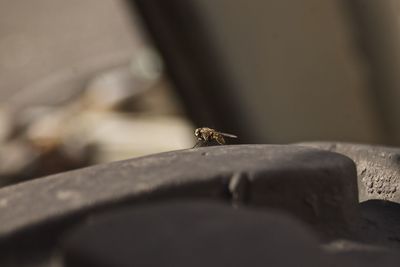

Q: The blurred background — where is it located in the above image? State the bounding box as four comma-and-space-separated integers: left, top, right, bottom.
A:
1, 0, 400, 186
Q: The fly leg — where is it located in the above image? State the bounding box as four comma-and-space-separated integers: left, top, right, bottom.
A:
192, 140, 205, 148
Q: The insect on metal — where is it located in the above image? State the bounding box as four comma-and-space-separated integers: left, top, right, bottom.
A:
193, 127, 237, 148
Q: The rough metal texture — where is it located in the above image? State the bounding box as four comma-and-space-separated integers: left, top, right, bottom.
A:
298, 142, 400, 203
298, 142, 400, 249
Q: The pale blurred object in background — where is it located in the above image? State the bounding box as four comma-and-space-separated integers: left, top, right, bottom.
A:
0, 0, 194, 186
0, 108, 13, 142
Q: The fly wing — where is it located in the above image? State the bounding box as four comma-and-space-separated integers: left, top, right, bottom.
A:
218, 132, 238, 139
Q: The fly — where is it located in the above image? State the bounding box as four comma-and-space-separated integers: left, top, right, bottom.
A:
193, 127, 237, 148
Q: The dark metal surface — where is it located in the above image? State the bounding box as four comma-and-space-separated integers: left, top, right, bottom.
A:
62, 202, 326, 267
0, 145, 356, 242
61, 201, 400, 267
0, 144, 399, 266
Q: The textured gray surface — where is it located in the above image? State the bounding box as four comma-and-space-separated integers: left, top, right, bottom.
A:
2, 144, 400, 267
298, 142, 400, 249
298, 142, 400, 203
0, 145, 357, 242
